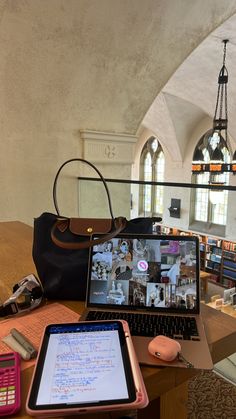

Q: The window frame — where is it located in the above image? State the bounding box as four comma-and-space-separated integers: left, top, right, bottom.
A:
189, 132, 230, 236
139, 137, 165, 217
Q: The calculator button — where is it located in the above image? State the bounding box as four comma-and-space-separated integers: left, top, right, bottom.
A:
8, 390, 15, 395
0, 387, 7, 392
8, 386, 15, 390
0, 401, 7, 406
7, 395, 15, 400
7, 399, 15, 404
0, 396, 6, 401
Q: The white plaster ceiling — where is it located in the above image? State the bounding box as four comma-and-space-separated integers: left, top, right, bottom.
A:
1, 0, 236, 161
142, 13, 236, 161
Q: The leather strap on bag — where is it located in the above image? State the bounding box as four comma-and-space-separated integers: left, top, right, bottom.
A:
51, 216, 127, 249
51, 158, 127, 249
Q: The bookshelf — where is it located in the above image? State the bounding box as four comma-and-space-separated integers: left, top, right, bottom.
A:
221, 241, 236, 287
158, 226, 236, 288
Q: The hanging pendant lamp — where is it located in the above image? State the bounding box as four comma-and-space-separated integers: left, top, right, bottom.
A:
192, 39, 236, 174
209, 39, 228, 173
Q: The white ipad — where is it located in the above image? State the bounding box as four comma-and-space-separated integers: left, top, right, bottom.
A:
26, 320, 148, 417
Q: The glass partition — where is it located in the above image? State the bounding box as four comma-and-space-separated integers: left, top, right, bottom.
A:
77, 177, 236, 289
77, 177, 236, 237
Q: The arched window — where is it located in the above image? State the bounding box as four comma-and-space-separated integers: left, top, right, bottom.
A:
140, 137, 165, 216
190, 130, 230, 235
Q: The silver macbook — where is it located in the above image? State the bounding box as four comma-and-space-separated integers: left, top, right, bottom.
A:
80, 234, 213, 369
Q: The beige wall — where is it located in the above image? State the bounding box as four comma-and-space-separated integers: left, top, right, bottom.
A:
1, 1, 236, 227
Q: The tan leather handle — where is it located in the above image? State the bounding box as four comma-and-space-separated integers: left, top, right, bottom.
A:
51, 216, 127, 250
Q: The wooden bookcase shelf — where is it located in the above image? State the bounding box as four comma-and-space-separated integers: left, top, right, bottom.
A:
158, 226, 236, 289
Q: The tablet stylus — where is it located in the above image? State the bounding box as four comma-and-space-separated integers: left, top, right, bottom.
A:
125, 332, 141, 393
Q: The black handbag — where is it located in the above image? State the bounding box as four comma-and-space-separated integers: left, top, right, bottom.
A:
33, 158, 161, 300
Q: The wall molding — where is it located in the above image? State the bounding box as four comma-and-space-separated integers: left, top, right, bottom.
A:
80, 130, 137, 164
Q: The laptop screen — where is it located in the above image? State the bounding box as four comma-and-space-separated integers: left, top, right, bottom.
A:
87, 235, 200, 313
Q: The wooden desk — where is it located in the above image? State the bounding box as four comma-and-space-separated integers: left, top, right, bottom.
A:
0, 221, 236, 419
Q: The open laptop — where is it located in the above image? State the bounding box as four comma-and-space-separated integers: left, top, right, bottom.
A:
80, 234, 213, 369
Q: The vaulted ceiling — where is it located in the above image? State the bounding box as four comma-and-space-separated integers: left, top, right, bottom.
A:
1, 0, 236, 162
142, 13, 236, 161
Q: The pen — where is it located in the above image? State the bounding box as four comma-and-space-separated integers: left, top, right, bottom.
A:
10, 328, 37, 359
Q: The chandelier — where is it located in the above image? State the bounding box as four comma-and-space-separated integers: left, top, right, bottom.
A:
192, 40, 236, 174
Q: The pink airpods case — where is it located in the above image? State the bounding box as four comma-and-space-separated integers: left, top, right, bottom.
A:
148, 335, 181, 361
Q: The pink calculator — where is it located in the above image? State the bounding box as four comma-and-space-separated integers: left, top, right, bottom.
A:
0, 352, 21, 416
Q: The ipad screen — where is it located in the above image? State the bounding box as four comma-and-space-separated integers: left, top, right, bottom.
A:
27, 321, 136, 411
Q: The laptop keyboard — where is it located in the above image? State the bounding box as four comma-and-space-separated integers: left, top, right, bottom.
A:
85, 311, 200, 341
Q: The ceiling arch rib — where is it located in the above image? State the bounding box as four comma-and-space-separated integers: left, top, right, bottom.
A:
142, 92, 205, 162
